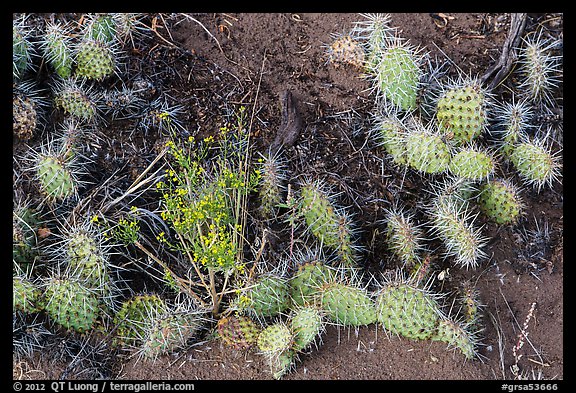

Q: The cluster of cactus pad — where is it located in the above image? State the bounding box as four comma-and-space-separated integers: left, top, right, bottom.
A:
220, 259, 482, 379
13, 12, 561, 380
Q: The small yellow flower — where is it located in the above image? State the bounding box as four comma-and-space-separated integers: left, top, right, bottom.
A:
91, 215, 99, 223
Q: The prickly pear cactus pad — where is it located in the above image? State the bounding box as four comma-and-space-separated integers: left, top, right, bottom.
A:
40, 21, 74, 79
320, 281, 377, 326
257, 152, 286, 219
477, 179, 524, 225
428, 198, 487, 269
448, 146, 495, 181
217, 315, 261, 349
509, 139, 561, 191
54, 81, 98, 121
64, 228, 110, 289
257, 322, 293, 356
384, 207, 424, 267
239, 275, 291, 318
299, 181, 357, 266
370, 41, 421, 112
327, 34, 365, 69
289, 306, 324, 352
13, 276, 43, 314
140, 313, 201, 359
42, 277, 101, 333
13, 89, 38, 141
13, 18, 33, 79
289, 261, 335, 307
113, 294, 167, 347
404, 130, 451, 174
436, 81, 487, 146
375, 115, 409, 166
517, 32, 562, 107
35, 154, 77, 202
431, 319, 478, 360
375, 279, 443, 340
13, 205, 40, 271
491, 99, 533, 158
75, 38, 116, 80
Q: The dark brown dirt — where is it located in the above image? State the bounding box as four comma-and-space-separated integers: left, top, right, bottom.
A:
13, 12, 563, 382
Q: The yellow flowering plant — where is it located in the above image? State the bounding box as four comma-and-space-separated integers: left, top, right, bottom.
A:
140, 106, 261, 317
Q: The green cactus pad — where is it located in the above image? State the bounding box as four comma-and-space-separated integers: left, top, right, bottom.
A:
41, 22, 74, 79
477, 179, 523, 225
55, 85, 97, 121
290, 261, 334, 307
43, 278, 101, 333
13, 22, 33, 79
436, 83, 486, 146
429, 198, 487, 269
290, 306, 324, 352
113, 294, 167, 347
448, 147, 495, 181
75, 39, 115, 80
376, 281, 442, 340
269, 350, 296, 380
258, 153, 285, 219
384, 207, 424, 267
13, 206, 40, 271
240, 275, 291, 318
13, 276, 43, 314
492, 100, 532, 158
217, 315, 261, 350
376, 117, 408, 165
320, 282, 377, 326
510, 140, 560, 191
457, 282, 482, 326
431, 319, 477, 359
66, 230, 109, 289
405, 131, 451, 174
85, 14, 117, 43
257, 322, 293, 356
36, 155, 77, 202
300, 182, 356, 266
140, 313, 200, 359
372, 44, 420, 111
